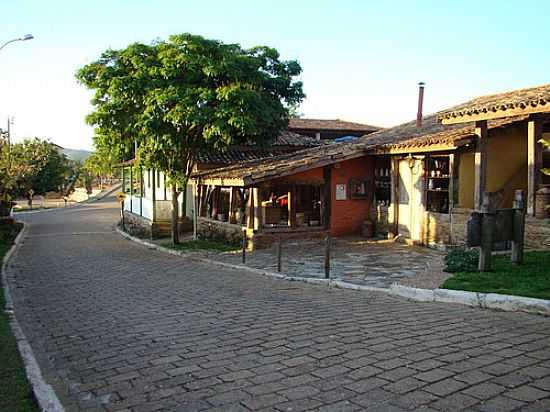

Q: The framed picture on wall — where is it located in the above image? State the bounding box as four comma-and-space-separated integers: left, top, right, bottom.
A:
335, 184, 347, 200
349, 178, 369, 200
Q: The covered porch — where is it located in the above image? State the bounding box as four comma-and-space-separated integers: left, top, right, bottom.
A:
193, 143, 377, 249
194, 171, 331, 250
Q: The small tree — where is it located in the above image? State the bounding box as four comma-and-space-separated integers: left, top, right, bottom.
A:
77, 33, 304, 244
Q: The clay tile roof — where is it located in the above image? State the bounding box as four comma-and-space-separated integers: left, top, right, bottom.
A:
193, 113, 528, 185
368, 113, 528, 150
439, 83, 550, 124
193, 140, 372, 185
288, 118, 380, 132
197, 130, 324, 165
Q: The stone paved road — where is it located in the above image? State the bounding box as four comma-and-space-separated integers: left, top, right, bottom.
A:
7, 196, 550, 411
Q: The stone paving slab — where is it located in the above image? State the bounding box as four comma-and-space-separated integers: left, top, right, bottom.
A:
9, 197, 550, 411
212, 238, 448, 289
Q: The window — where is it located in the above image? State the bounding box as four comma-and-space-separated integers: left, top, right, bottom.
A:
349, 178, 369, 200
426, 155, 450, 213
374, 156, 391, 205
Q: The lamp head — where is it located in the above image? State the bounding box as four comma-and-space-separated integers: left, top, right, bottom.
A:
21, 34, 33, 41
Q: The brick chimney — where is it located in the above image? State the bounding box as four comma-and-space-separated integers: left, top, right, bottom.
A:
416, 82, 425, 128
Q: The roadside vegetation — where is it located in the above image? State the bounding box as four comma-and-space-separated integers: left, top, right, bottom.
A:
442, 249, 550, 300
161, 239, 240, 253
0, 222, 39, 412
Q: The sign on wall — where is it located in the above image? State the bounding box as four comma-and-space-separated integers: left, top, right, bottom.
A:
335, 184, 347, 200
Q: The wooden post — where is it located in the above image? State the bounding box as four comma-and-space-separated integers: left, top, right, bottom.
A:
242, 230, 247, 263
277, 236, 282, 272
527, 118, 543, 216
322, 167, 332, 229
288, 185, 297, 228
324, 234, 331, 279
228, 187, 235, 224
474, 121, 488, 210
479, 193, 495, 272
511, 190, 525, 264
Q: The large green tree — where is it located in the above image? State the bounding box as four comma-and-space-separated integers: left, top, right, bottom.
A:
0, 138, 72, 205
77, 33, 304, 243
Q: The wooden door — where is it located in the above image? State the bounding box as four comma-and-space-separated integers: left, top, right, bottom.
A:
398, 158, 424, 242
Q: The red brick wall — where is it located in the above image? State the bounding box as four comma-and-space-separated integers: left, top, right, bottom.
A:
277, 167, 324, 183
330, 156, 374, 236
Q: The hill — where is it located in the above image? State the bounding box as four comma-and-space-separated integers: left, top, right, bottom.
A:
62, 148, 92, 162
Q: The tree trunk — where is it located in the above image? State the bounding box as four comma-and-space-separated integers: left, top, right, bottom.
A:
171, 184, 180, 245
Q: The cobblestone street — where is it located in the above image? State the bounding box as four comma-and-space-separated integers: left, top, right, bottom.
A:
7, 196, 550, 411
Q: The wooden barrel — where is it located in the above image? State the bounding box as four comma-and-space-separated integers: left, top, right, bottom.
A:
535, 187, 550, 219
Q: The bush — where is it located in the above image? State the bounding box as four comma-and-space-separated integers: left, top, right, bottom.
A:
444, 248, 479, 273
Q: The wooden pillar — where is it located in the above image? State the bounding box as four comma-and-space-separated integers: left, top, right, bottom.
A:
253, 187, 261, 230
228, 187, 235, 224
527, 118, 543, 216
322, 166, 332, 230
474, 120, 488, 210
288, 185, 297, 228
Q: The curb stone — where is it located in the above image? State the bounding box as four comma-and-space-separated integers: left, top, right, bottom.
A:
116, 228, 550, 317
390, 284, 550, 316
2, 221, 65, 412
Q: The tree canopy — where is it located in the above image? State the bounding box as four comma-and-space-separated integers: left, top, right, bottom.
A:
0, 138, 72, 200
77, 33, 305, 242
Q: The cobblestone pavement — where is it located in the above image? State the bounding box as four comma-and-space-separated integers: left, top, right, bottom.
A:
217, 238, 447, 289
8, 197, 550, 411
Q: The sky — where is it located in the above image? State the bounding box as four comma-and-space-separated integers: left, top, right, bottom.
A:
1, 0, 550, 151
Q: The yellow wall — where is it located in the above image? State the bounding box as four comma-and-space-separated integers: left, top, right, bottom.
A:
458, 152, 475, 208
486, 124, 527, 196
458, 123, 528, 209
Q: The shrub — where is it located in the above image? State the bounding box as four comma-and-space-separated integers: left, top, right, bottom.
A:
444, 248, 479, 273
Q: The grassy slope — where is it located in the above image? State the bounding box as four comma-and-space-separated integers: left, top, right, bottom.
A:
442, 251, 550, 300
0, 222, 39, 412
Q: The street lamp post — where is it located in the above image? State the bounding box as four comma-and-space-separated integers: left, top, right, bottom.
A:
0, 34, 34, 52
